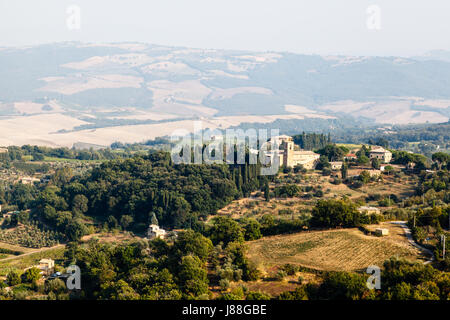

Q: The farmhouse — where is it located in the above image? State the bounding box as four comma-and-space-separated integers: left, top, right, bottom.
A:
344, 153, 357, 161
2, 211, 19, 219
147, 224, 167, 240
330, 161, 343, 170
369, 146, 392, 163
358, 206, 381, 215
29, 258, 56, 276
20, 177, 40, 185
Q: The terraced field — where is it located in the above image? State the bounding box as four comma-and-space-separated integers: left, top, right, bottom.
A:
247, 226, 426, 272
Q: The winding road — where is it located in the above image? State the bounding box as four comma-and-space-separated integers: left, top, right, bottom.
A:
390, 221, 435, 264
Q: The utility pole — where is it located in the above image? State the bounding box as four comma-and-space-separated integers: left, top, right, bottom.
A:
413, 213, 416, 228
442, 234, 445, 259
441, 235, 446, 259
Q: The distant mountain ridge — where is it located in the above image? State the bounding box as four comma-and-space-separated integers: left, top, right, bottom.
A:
0, 42, 448, 147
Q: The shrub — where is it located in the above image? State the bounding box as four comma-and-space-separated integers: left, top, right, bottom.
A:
7, 271, 22, 286
276, 270, 288, 281
281, 264, 299, 276
23, 267, 41, 284
219, 279, 231, 291
246, 291, 272, 300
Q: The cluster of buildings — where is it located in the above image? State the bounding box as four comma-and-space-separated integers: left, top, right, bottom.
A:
267, 135, 321, 169
265, 135, 393, 171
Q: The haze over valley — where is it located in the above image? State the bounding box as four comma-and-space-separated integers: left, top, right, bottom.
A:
0, 42, 449, 147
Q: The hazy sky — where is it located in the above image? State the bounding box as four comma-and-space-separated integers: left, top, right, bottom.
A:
1, 0, 450, 56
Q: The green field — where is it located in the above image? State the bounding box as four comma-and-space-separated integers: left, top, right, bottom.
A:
0, 246, 65, 276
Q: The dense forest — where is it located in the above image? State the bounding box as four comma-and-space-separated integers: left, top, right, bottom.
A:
0, 151, 266, 242
292, 133, 331, 151
0, 145, 130, 162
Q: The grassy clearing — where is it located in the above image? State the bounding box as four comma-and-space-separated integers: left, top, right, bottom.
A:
0, 242, 32, 254
247, 227, 424, 272
0, 246, 65, 276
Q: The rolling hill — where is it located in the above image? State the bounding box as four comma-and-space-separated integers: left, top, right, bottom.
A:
0, 42, 449, 147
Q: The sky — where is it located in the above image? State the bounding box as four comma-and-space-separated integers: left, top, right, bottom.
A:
1, 0, 450, 56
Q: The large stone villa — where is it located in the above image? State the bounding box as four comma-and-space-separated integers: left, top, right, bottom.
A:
369, 146, 392, 163
268, 135, 321, 169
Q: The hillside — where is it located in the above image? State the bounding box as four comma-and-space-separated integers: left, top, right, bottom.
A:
0, 43, 449, 147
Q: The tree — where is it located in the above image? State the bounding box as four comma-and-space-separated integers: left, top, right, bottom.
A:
149, 212, 159, 225
387, 282, 412, 300
209, 217, 245, 246
107, 215, 119, 229
371, 158, 381, 170
178, 255, 209, 297
316, 155, 331, 170
432, 152, 449, 170
51, 167, 73, 187
7, 270, 22, 286
310, 199, 360, 228
263, 181, 270, 201
33, 153, 45, 161
243, 219, 262, 241
357, 145, 369, 158
72, 194, 88, 216
45, 278, 67, 294
120, 215, 134, 230
293, 164, 305, 173
275, 184, 301, 197
247, 291, 272, 300
384, 165, 394, 175
172, 230, 213, 262
23, 267, 41, 284
317, 272, 368, 300
360, 170, 371, 184
277, 287, 308, 300
341, 163, 348, 179
317, 144, 346, 161
357, 155, 370, 165
103, 280, 139, 300
66, 219, 88, 241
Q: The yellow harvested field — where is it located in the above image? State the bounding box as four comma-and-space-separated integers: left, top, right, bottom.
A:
247, 227, 425, 272
0, 113, 88, 147
38, 74, 144, 95
0, 113, 335, 148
